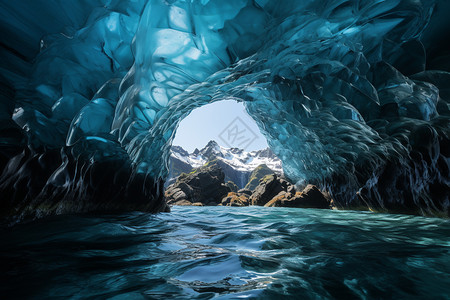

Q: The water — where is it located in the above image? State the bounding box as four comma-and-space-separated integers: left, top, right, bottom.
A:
1, 206, 449, 299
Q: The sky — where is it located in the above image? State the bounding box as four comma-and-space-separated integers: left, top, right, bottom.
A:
172, 100, 269, 152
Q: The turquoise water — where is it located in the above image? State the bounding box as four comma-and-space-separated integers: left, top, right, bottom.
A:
1, 206, 450, 299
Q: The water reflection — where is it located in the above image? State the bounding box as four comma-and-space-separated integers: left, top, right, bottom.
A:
1, 206, 450, 299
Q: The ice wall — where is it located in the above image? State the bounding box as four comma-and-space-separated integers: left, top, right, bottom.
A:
0, 0, 449, 223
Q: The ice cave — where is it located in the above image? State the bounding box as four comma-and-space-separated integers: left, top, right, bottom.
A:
0, 0, 449, 224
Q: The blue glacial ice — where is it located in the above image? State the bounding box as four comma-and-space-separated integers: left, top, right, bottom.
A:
0, 0, 449, 222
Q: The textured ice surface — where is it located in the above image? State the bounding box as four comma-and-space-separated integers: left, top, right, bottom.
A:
0, 0, 449, 221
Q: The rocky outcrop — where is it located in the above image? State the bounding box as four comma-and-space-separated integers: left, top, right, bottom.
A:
249, 174, 291, 206
220, 192, 250, 206
165, 162, 230, 206
248, 174, 331, 209
244, 164, 275, 190
225, 181, 239, 192
165, 165, 331, 209
238, 188, 252, 196
265, 184, 331, 209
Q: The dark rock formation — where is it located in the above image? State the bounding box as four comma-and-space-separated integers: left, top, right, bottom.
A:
238, 188, 252, 196
171, 199, 192, 206
220, 192, 250, 206
247, 174, 331, 209
225, 181, 239, 192
244, 164, 275, 190
0, 142, 168, 226
249, 174, 292, 206
165, 162, 230, 206
265, 185, 331, 209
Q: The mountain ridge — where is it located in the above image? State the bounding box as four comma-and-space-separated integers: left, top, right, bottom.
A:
168, 140, 283, 188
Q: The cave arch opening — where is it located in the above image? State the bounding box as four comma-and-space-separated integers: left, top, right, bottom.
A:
130, 80, 317, 193
166, 99, 283, 188
162, 98, 294, 207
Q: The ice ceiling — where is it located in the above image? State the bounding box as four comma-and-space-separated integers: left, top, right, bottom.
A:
0, 0, 449, 222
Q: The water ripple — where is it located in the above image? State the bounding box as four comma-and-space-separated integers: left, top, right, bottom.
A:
1, 206, 449, 299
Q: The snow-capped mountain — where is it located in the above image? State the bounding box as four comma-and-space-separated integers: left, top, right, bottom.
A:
168, 140, 283, 188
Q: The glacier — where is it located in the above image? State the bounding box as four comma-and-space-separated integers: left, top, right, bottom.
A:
0, 0, 449, 223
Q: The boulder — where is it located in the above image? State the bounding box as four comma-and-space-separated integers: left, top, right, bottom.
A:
265, 184, 330, 209
249, 174, 291, 206
237, 188, 252, 196
172, 200, 192, 206
221, 192, 250, 206
165, 188, 188, 203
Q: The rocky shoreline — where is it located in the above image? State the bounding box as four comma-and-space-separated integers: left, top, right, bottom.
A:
165, 162, 332, 209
